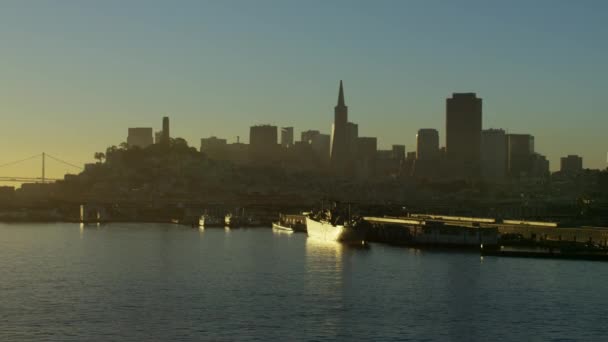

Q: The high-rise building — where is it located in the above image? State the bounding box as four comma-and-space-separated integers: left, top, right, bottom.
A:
531, 153, 550, 178
330, 81, 350, 173
127, 128, 153, 148
416, 129, 440, 161
481, 129, 507, 181
507, 134, 534, 178
356, 137, 377, 179
281, 127, 294, 148
392, 145, 406, 161
250, 124, 278, 162
446, 93, 482, 178
310, 133, 330, 162
561, 155, 583, 174
346, 122, 359, 158
161, 116, 170, 144
301, 130, 320, 144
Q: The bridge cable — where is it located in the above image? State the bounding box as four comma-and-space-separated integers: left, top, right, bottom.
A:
0, 154, 42, 169
45, 154, 83, 170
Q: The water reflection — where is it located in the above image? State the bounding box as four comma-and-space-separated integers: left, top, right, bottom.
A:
271, 227, 294, 237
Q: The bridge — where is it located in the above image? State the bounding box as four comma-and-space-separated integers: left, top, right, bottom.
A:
0, 153, 83, 184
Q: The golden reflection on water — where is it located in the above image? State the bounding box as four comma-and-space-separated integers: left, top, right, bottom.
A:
271, 227, 294, 237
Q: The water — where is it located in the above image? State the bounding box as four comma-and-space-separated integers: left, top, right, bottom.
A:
1, 223, 607, 342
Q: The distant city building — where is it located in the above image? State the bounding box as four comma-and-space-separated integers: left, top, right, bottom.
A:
127, 128, 153, 148
446, 93, 482, 178
507, 134, 534, 178
392, 145, 406, 161
281, 127, 294, 148
356, 137, 377, 179
250, 124, 278, 162
301, 130, 320, 144
161, 116, 170, 144
561, 155, 583, 174
330, 81, 350, 174
154, 131, 162, 144
310, 133, 330, 162
416, 129, 440, 161
481, 129, 507, 181
531, 153, 550, 178
200, 136, 228, 159
346, 122, 359, 158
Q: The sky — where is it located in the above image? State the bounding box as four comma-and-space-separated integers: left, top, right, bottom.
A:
0, 0, 606, 182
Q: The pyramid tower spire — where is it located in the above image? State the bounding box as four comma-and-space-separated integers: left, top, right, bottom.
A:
337, 80, 346, 107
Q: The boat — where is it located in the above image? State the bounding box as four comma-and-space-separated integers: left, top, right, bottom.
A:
306, 208, 367, 243
272, 221, 293, 232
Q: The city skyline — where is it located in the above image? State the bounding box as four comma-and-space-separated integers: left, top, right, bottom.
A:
1, 1, 606, 180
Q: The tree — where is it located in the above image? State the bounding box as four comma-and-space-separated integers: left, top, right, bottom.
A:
94, 152, 106, 163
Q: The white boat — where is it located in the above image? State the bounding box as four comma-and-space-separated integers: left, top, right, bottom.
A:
272, 222, 293, 232
305, 217, 365, 242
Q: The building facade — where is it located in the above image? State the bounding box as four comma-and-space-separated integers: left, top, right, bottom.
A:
481, 129, 507, 181
446, 93, 482, 178
127, 128, 153, 148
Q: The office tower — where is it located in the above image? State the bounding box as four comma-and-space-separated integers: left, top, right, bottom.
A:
416, 129, 440, 161
507, 134, 534, 178
250, 124, 278, 162
392, 145, 406, 161
355, 137, 377, 179
330, 80, 350, 173
127, 128, 154, 148
481, 129, 507, 181
531, 153, 550, 178
280, 127, 294, 148
560, 155, 583, 173
310, 133, 330, 162
301, 130, 320, 144
446, 93, 482, 178
346, 122, 359, 158
161, 116, 170, 144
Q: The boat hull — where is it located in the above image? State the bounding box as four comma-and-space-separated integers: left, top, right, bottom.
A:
305, 217, 365, 242
272, 222, 293, 232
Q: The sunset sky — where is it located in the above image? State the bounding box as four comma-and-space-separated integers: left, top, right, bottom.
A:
0, 0, 606, 182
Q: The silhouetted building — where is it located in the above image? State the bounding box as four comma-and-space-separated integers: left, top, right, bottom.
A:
481, 129, 507, 181
346, 122, 359, 159
330, 81, 350, 174
301, 130, 320, 144
356, 137, 377, 179
161, 116, 170, 144
127, 128, 153, 148
154, 131, 162, 144
250, 125, 278, 162
446, 93, 482, 178
507, 134, 534, 178
200, 136, 228, 159
416, 129, 439, 161
310, 133, 330, 163
281, 127, 294, 148
392, 145, 406, 161
531, 153, 550, 178
561, 155, 583, 174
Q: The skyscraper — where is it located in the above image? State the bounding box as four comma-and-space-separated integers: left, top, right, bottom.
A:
416, 129, 440, 161
561, 155, 583, 174
330, 80, 349, 173
250, 124, 278, 162
507, 134, 534, 178
481, 129, 507, 181
446, 93, 482, 178
161, 116, 170, 144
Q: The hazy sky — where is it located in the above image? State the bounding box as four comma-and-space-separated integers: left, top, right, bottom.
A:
0, 0, 606, 181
